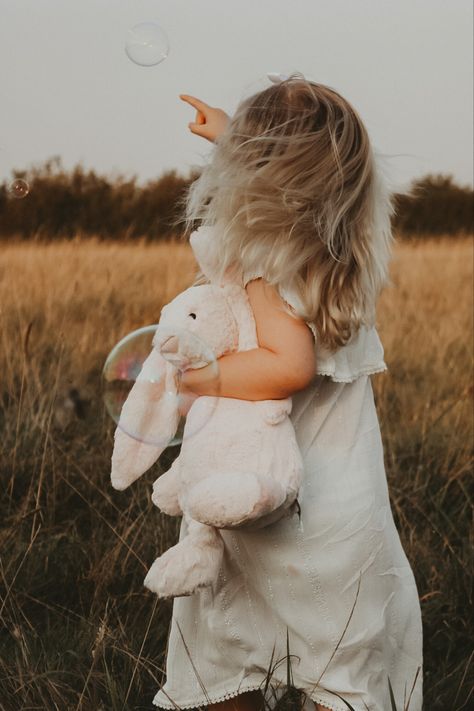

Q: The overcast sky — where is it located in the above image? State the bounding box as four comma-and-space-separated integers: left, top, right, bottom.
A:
1, 0, 472, 191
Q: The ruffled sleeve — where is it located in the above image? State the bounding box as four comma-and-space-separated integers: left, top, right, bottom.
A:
241, 269, 266, 288
312, 326, 388, 382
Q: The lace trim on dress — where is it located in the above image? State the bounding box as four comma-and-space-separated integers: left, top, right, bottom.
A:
313, 326, 388, 383
153, 681, 357, 711
241, 270, 267, 287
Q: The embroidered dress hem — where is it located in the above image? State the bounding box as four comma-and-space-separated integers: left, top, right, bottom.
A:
152, 675, 366, 711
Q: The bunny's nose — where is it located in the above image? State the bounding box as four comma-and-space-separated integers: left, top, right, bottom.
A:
160, 335, 179, 354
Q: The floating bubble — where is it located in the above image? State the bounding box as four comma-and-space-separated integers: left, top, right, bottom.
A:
125, 22, 169, 67
8, 179, 29, 199
102, 324, 220, 449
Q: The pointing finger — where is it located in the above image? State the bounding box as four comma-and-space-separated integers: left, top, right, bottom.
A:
180, 94, 211, 113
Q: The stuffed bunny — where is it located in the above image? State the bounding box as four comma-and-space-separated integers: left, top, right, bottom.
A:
110, 228, 304, 599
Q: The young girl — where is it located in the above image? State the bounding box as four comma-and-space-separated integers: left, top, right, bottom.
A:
152, 75, 423, 711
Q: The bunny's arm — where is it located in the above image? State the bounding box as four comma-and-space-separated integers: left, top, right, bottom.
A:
181, 279, 316, 401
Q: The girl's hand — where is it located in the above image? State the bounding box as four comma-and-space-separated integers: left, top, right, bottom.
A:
179, 94, 230, 143
180, 363, 221, 398
177, 364, 220, 417
176, 380, 200, 418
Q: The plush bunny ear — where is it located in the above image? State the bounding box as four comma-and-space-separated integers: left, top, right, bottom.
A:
189, 227, 220, 282
110, 349, 180, 491
189, 226, 241, 287
221, 283, 258, 351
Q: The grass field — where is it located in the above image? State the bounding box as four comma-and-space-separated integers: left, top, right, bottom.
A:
0, 235, 472, 710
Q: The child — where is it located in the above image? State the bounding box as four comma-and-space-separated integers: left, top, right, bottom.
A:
152, 75, 423, 711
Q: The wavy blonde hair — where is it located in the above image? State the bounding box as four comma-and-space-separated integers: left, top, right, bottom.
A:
184, 74, 395, 352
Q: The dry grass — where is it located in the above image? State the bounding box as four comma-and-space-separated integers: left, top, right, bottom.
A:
0, 234, 472, 710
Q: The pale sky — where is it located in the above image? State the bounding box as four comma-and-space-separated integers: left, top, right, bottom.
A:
1, 0, 472, 191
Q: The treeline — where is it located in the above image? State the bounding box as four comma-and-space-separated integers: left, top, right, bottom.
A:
0, 156, 472, 240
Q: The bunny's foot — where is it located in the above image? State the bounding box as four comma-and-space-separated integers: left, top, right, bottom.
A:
143, 519, 224, 599
185, 472, 288, 528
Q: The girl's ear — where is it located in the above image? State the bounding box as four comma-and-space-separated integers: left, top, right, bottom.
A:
110, 351, 180, 491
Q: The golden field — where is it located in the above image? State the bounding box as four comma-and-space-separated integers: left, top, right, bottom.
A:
0, 235, 472, 710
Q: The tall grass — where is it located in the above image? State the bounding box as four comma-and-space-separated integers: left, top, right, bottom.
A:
0, 235, 472, 710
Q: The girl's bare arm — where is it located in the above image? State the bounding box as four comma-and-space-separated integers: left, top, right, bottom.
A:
180, 278, 316, 401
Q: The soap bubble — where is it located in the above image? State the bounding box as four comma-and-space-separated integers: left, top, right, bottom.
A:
8, 179, 29, 199
125, 22, 169, 67
102, 324, 220, 448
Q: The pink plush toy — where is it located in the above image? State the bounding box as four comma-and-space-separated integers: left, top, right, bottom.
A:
110, 227, 304, 599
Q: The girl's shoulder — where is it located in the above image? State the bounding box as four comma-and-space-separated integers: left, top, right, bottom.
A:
189, 226, 387, 384
240, 270, 387, 384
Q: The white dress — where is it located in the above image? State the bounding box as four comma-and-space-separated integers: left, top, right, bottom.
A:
152, 258, 424, 711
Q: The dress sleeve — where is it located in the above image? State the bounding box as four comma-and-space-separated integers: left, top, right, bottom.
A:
314, 326, 388, 382
241, 269, 266, 288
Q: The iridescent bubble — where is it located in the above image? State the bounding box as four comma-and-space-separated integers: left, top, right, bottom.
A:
125, 22, 169, 67
9, 179, 29, 199
102, 324, 220, 449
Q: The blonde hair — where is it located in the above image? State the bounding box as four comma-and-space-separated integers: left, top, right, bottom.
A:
184, 73, 395, 352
